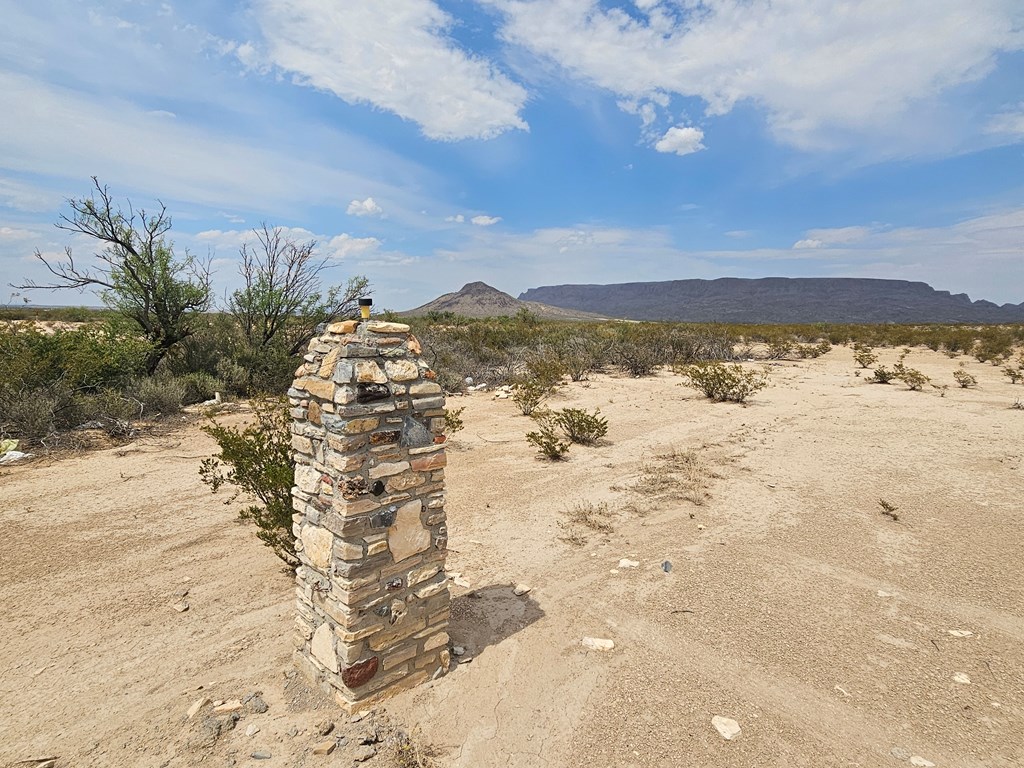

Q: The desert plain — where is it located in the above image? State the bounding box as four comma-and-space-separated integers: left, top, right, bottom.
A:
1, 346, 1022, 767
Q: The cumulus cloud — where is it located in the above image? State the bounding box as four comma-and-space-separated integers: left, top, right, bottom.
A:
324, 233, 382, 259
491, 0, 1024, 151
654, 125, 705, 156
347, 197, 384, 218
248, 0, 529, 140
471, 215, 502, 226
444, 214, 465, 223
793, 238, 825, 249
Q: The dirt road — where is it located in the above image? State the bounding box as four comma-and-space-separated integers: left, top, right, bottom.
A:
2, 348, 1021, 767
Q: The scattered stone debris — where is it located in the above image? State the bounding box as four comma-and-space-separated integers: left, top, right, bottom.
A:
513, 583, 531, 596
172, 601, 189, 613
243, 692, 269, 714
834, 685, 851, 697
251, 752, 272, 760
711, 715, 742, 741
315, 720, 335, 737
662, 560, 673, 572
948, 629, 973, 638
877, 590, 894, 597
618, 558, 639, 569
909, 756, 936, 767
187, 697, 211, 720
213, 700, 243, 715
352, 745, 376, 762
953, 672, 971, 685
581, 637, 615, 651
452, 646, 466, 657
312, 740, 336, 755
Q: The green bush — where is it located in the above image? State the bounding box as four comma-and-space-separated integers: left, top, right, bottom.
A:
870, 366, 896, 384
130, 375, 186, 416
1005, 367, 1023, 384
444, 406, 465, 434
893, 352, 929, 391
852, 342, 878, 369
551, 407, 608, 445
512, 378, 550, 415
526, 410, 570, 459
676, 361, 769, 403
199, 399, 296, 568
952, 364, 977, 388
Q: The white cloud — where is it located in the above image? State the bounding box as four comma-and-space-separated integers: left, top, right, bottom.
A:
491, 0, 1024, 152
725, 230, 753, 239
347, 197, 384, 218
794, 226, 878, 248
471, 215, 502, 226
654, 125, 705, 156
986, 104, 1024, 136
801, 226, 877, 245
0, 226, 38, 240
444, 214, 465, 223
324, 233, 382, 259
248, 0, 529, 140
0, 72, 436, 220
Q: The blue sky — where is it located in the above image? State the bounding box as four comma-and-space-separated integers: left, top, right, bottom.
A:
1, 0, 1023, 310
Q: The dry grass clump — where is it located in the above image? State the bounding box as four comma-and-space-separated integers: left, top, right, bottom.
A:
627, 447, 713, 507
559, 500, 615, 545
385, 728, 441, 768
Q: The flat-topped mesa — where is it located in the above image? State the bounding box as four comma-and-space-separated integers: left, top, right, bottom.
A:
289, 319, 450, 712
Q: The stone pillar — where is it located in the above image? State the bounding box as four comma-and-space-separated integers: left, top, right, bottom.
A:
289, 319, 450, 712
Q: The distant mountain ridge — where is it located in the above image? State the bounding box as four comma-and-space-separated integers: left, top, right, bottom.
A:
402, 281, 605, 321
518, 278, 1024, 324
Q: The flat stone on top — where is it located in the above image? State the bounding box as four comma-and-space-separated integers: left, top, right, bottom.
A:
366, 321, 410, 333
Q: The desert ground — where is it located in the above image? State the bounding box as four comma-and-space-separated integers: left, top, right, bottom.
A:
1, 346, 1022, 767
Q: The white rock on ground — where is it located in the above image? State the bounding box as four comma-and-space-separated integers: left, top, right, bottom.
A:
581, 637, 614, 651
711, 715, 742, 741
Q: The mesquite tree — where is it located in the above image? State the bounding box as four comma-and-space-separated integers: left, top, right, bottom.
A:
17, 178, 212, 373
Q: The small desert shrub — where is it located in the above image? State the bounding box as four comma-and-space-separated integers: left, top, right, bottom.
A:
526, 424, 569, 460
893, 352, 929, 391
870, 366, 896, 384
444, 406, 465, 434
1012, 398, 1024, 410
180, 371, 224, 404
552, 407, 608, 445
1004, 366, 1023, 384
797, 339, 832, 359
200, 399, 296, 568
130, 374, 186, 416
952, 364, 977, 388
0, 384, 65, 443
852, 342, 878, 369
765, 337, 794, 360
512, 378, 550, 416
525, 349, 566, 387
676, 361, 769, 403
525, 410, 569, 460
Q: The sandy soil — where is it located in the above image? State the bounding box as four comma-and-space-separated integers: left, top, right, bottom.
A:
1, 347, 1022, 767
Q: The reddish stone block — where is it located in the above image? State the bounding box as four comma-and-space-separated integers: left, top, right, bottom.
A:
342, 656, 379, 688
411, 453, 447, 472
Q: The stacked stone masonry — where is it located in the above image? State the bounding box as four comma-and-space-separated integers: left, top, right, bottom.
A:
289, 319, 450, 712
